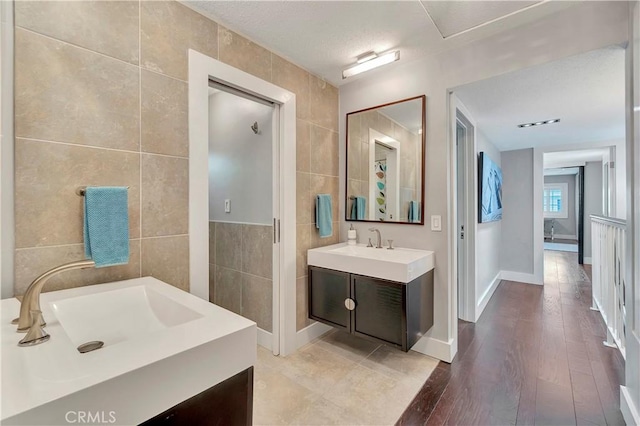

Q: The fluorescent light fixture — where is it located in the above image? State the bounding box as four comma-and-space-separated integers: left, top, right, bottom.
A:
356, 51, 378, 63
342, 50, 400, 79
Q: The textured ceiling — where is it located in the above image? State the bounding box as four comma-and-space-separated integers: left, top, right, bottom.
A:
184, 1, 571, 86
455, 46, 625, 152
421, 1, 540, 38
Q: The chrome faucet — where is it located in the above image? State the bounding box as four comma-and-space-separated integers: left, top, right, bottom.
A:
368, 227, 383, 248
13, 259, 95, 346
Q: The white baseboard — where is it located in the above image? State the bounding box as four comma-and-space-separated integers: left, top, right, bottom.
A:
475, 272, 502, 322
410, 336, 456, 363
295, 321, 332, 349
621, 386, 640, 426
257, 328, 272, 351
501, 270, 543, 285
583, 257, 592, 265
553, 234, 577, 240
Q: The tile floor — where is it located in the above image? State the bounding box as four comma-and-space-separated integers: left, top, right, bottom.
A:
254, 329, 439, 425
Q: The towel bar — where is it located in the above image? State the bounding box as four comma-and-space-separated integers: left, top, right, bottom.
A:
76, 186, 129, 196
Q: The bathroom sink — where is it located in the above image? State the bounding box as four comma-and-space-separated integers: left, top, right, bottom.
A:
1, 277, 256, 425
51, 285, 203, 347
307, 242, 435, 283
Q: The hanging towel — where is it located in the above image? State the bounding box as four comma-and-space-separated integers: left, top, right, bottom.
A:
408, 201, 420, 223
350, 196, 367, 220
315, 194, 333, 238
83, 186, 130, 268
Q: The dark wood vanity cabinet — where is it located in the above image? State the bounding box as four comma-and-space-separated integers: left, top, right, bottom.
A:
141, 367, 253, 426
308, 266, 434, 351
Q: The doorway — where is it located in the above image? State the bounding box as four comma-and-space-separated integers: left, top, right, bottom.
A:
188, 51, 298, 357
207, 82, 280, 353
455, 107, 475, 322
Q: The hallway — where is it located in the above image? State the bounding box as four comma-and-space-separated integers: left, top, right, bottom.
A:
398, 251, 626, 425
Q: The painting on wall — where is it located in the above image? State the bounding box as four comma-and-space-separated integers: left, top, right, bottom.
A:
478, 152, 503, 223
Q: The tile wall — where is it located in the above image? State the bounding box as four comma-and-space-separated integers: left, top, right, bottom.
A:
13, 0, 339, 329
209, 221, 273, 331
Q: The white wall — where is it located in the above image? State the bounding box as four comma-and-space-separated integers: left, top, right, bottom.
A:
339, 2, 628, 360
0, 0, 13, 299
501, 149, 535, 276
475, 130, 502, 316
623, 1, 640, 423
208, 91, 273, 225
584, 161, 603, 261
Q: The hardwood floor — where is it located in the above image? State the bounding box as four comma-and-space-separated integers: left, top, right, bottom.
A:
397, 251, 625, 426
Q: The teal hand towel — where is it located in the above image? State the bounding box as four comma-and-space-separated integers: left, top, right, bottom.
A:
315, 194, 333, 238
350, 197, 366, 220
409, 201, 420, 223
83, 186, 130, 268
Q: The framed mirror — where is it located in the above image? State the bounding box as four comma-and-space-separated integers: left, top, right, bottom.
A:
345, 95, 425, 224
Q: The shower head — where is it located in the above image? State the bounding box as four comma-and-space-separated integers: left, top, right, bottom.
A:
251, 122, 259, 134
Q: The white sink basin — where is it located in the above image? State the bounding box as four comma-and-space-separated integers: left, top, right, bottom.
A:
51, 285, 203, 347
1, 277, 256, 425
308, 243, 435, 283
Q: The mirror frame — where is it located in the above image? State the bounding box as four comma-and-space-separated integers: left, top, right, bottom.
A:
345, 94, 426, 225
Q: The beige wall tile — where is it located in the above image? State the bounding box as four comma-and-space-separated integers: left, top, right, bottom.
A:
141, 70, 188, 157
310, 222, 340, 249
214, 266, 242, 315
296, 225, 311, 279
310, 174, 339, 224
15, 138, 141, 248
141, 154, 188, 237
347, 129, 361, 181
209, 221, 216, 265
242, 273, 273, 332
296, 120, 310, 173
140, 0, 218, 81
214, 222, 242, 271
141, 235, 189, 291
310, 125, 339, 177
272, 55, 310, 120
296, 276, 312, 331
241, 225, 273, 279
209, 263, 215, 303
15, 240, 141, 296
218, 26, 272, 82
15, 28, 140, 151
296, 172, 310, 225
15, 1, 139, 64
309, 75, 339, 132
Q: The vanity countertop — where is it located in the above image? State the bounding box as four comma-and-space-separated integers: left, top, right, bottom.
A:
1, 277, 256, 425
308, 242, 435, 283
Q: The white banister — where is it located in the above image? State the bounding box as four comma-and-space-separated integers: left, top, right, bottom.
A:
591, 215, 627, 358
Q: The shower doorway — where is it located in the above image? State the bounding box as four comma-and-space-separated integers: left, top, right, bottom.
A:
189, 51, 297, 357
207, 81, 280, 353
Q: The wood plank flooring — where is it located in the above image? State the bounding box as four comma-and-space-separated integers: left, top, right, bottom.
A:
397, 251, 626, 426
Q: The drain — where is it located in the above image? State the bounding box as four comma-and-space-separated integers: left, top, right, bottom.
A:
77, 341, 104, 354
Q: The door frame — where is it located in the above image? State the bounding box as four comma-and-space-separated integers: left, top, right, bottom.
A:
188, 50, 297, 356
451, 94, 477, 323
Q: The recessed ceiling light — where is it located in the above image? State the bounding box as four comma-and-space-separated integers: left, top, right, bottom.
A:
342, 50, 400, 79
517, 118, 560, 128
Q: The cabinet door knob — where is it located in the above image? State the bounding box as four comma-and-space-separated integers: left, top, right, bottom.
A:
344, 298, 356, 311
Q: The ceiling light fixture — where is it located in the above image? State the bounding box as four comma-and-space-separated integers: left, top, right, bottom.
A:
342, 50, 400, 79
518, 118, 560, 128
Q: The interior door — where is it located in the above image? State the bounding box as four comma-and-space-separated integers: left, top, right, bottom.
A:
456, 121, 468, 319
577, 166, 585, 264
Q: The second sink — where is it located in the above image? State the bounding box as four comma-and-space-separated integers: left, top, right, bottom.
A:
307, 242, 435, 283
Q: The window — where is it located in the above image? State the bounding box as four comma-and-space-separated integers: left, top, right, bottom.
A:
543, 183, 568, 218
